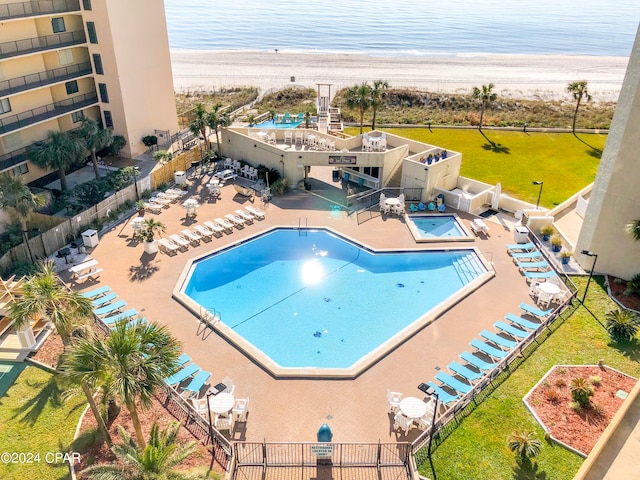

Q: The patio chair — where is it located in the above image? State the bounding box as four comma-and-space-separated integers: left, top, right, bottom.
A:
494, 321, 531, 340
215, 217, 235, 232
214, 413, 234, 432
386, 389, 403, 414
235, 209, 254, 223
232, 398, 250, 422
143, 202, 162, 214
393, 412, 414, 435
221, 377, 236, 395
193, 225, 214, 240
180, 229, 202, 245
479, 329, 518, 349
93, 299, 127, 316
470, 339, 510, 360
409, 204, 419, 213
169, 234, 190, 250
158, 238, 179, 255
91, 292, 118, 308
505, 313, 541, 331
506, 242, 536, 252
177, 353, 192, 366
80, 285, 112, 299
459, 351, 497, 371
511, 251, 542, 260
536, 290, 553, 309
165, 363, 200, 386
519, 302, 554, 318
435, 372, 473, 394
225, 213, 245, 229
123, 317, 147, 329
447, 361, 485, 383
191, 396, 209, 416
181, 370, 211, 398
204, 220, 228, 235
418, 202, 427, 211
102, 308, 139, 326
524, 270, 557, 281
423, 381, 459, 405
517, 260, 551, 271
427, 202, 436, 211
245, 206, 265, 219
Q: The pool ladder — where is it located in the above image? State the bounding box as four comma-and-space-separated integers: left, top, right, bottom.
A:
200, 307, 220, 327
298, 217, 308, 236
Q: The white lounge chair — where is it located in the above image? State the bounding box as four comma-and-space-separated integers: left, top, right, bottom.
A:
193, 224, 215, 240
225, 213, 245, 228
157, 238, 179, 255
235, 209, 254, 223
204, 220, 227, 236
215, 217, 235, 231
143, 202, 162, 214
245, 205, 265, 219
168, 234, 190, 250
166, 188, 187, 197
180, 229, 201, 244
150, 196, 172, 206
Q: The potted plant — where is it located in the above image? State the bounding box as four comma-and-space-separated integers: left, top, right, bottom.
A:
550, 235, 563, 252
140, 218, 165, 254
427, 154, 433, 165
136, 200, 145, 216
540, 225, 555, 241
560, 250, 573, 264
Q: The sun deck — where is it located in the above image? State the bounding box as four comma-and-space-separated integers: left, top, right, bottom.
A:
64, 174, 535, 443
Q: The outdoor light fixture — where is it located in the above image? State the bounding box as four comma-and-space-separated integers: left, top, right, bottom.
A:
581, 250, 598, 303
532, 181, 543, 209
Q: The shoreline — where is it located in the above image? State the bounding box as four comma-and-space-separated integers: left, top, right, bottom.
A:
170, 50, 629, 101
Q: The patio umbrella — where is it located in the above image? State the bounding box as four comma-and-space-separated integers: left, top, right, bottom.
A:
491, 182, 501, 210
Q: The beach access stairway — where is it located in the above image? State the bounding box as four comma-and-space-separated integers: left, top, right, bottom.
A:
452, 253, 485, 284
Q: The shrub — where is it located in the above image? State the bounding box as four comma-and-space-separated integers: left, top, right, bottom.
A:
554, 378, 566, 388
589, 375, 602, 386
142, 135, 158, 149
569, 401, 581, 413
540, 225, 555, 237
624, 272, 640, 296
605, 308, 640, 342
545, 389, 560, 404
550, 235, 563, 248
270, 177, 289, 196
570, 377, 593, 408
507, 430, 542, 460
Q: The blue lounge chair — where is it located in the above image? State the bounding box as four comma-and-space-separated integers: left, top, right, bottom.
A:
448, 361, 484, 382
425, 381, 459, 404
479, 329, 518, 349
470, 339, 510, 360
80, 285, 111, 298
93, 299, 127, 316
506, 242, 536, 252
165, 363, 200, 386
435, 372, 472, 394
511, 251, 542, 260
182, 370, 211, 396
121, 317, 147, 329
438, 204, 446, 212
460, 351, 497, 371
177, 353, 191, 366
505, 313, 541, 330
494, 320, 530, 339
517, 260, 550, 271
524, 270, 557, 280
409, 204, 419, 212
519, 302, 554, 318
91, 292, 118, 307
102, 308, 138, 325
418, 202, 427, 211
427, 202, 436, 211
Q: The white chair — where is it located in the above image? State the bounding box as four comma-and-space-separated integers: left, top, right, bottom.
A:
232, 398, 250, 422
232, 160, 241, 173
417, 401, 436, 431
268, 132, 276, 145
222, 377, 236, 395
214, 413, 234, 432
386, 389, 403, 414
224, 157, 232, 169
191, 397, 209, 416
380, 203, 391, 215
392, 204, 405, 215
284, 131, 293, 145
393, 412, 414, 435
529, 281, 541, 298
537, 290, 552, 308
329, 141, 336, 151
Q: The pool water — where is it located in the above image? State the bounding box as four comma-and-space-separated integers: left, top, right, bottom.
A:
254, 119, 302, 129
182, 229, 486, 370
410, 215, 467, 238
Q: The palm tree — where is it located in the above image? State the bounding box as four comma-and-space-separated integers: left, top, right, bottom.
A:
27, 130, 84, 191
370, 79, 389, 131
507, 430, 542, 461
188, 103, 209, 154
345, 82, 372, 134
206, 102, 231, 159
626, 219, 640, 241
472, 83, 497, 131
59, 332, 113, 446
79, 118, 114, 179
0, 173, 46, 262
8, 260, 94, 346
83, 421, 202, 480
88, 319, 182, 448
567, 80, 591, 134
605, 308, 640, 342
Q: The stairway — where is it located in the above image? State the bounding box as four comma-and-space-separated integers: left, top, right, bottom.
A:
385, 163, 404, 188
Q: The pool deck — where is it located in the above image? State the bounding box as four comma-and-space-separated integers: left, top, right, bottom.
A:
61, 172, 535, 444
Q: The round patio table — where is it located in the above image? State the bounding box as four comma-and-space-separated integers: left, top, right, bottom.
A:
538, 282, 560, 296
209, 392, 235, 414
399, 397, 428, 419
385, 198, 401, 207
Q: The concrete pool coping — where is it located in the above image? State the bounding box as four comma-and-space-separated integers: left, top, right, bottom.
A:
405, 213, 474, 243
173, 225, 495, 378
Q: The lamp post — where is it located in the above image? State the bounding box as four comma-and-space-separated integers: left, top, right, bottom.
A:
425, 386, 440, 480
532, 181, 543, 210
581, 250, 598, 303
205, 391, 216, 472
132, 166, 140, 201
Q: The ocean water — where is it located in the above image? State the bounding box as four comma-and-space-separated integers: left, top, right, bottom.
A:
164, 0, 639, 56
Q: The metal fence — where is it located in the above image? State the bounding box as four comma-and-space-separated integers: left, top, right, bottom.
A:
352, 187, 423, 224
0, 0, 79, 21
0, 30, 86, 59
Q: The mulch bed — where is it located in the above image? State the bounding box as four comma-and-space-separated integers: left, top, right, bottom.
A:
607, 275, 640, 312
526, 365, 637, 455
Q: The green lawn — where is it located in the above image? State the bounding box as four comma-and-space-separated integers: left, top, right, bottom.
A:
344, 127, 607, 209
420, 277, 640, 480
0, 364, 86, 480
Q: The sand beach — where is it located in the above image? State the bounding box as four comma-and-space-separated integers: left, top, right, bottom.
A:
170, 50, 629, 101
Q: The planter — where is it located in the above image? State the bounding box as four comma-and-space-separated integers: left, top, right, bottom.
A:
542, 234, 550, 241
427, 159, 433, 165
552, 244, 562, 253
561, 257, 571, 264
143, 240, 158, 254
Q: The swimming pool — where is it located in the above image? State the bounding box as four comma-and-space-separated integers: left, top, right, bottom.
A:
176, 228, 491, 377
407, 214, 473, 243
254, 119, 302, 129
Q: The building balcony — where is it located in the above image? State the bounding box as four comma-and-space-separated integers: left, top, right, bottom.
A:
0, 61, 92, 98
0, 30, 86, 60
0, 0, 80, 22
0, 92, 98, 135
0, 147, 27, 172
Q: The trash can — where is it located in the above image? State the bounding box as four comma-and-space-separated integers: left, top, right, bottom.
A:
174, 170, 186, 185
332, 168, 340, 182
81, 229, 99, 248
514, 225, 529, 243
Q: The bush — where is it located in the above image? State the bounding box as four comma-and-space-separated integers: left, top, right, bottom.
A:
545, 389, 560, 404
570, 377, 593, 408
507, 430, 542, 460
605, 308, 640, 341
589, 375, 602, 386
270, 177, 289, 196
624, 272, 640, 296
142, 135, 158, 149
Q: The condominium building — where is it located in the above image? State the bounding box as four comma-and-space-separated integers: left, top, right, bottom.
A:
0, 0, 178, 184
